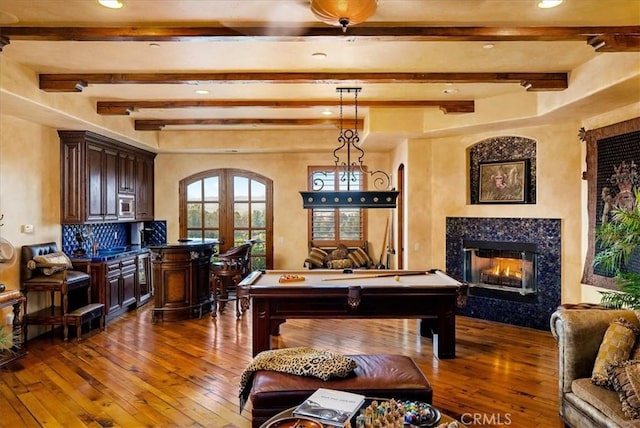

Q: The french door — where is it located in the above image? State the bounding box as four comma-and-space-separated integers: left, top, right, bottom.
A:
179, 168, 273, 270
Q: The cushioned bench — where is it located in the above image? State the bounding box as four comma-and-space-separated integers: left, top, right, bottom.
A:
249, 354, 432, 428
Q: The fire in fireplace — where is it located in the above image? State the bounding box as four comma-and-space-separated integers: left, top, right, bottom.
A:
463, 240, 537, 296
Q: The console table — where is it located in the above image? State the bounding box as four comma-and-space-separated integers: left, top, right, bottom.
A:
0, 290, 27, 368
149, 239, 217, 322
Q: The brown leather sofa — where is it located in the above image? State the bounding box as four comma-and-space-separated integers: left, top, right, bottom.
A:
249, 354, 432, 428
550, 308, 640, 428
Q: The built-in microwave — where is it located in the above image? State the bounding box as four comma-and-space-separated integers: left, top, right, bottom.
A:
118, 195, 135, 219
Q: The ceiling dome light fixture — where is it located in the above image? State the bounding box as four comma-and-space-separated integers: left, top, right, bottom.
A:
537, 0, 563, 8
310, 0, 378, 32
98, 0, 124, 9
300, 87, 398, 209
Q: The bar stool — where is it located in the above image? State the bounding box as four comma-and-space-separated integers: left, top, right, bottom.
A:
211, 243, 252, 318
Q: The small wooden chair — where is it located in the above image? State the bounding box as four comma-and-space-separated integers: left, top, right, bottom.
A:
211, 243, 252, 318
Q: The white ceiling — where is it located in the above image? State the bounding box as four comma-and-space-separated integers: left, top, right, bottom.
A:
0, 0, 638, 152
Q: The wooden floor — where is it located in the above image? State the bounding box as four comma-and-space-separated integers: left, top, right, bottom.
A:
0, 304, 564, 428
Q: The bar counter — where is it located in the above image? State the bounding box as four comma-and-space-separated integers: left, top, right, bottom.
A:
148, 239, 217, 322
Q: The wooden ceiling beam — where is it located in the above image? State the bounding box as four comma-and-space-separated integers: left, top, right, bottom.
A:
98, 99, 475, 115
0, 25, 638, 49
587, 34, 640, 52
40, 72, 568, 92
134, 118, 363, 131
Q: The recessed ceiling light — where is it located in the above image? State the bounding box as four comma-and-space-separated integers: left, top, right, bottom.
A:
443, 88, 459, 95
537, 0, 563, 8
483, 43, 495, 49
322, 110, 333, 116
195, 89, 209, 95
98, 0, 124, 9
312, 52, 327, 60
149, 43, 160, 49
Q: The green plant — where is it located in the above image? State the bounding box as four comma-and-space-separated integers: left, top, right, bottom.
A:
596, 187, 640, 309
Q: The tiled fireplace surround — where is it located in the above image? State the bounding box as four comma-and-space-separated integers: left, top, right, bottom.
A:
446, 217, 561, 330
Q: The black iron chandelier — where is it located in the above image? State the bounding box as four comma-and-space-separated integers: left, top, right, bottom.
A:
300, 87, 399, 209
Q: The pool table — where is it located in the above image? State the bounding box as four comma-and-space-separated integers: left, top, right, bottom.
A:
238, 269, 463, 359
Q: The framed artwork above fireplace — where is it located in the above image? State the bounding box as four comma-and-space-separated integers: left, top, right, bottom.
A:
478, 159, 530, 203
468, 136, 536, 205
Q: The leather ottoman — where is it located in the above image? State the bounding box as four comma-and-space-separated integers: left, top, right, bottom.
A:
249, 354, 432, 428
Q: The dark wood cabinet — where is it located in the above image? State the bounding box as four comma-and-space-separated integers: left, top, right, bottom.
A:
135, 155, 154, 221
118, 151, 136, 195
87, 143, 118, 222
121, 257, 137, 309
59, 130, 156, 224
75, 251, 151, 323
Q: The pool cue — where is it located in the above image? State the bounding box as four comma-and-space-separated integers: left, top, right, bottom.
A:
321, 271, 429, 281
375, 216, 390, 269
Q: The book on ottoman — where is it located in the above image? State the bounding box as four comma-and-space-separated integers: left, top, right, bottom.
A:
293, 388, 365, 427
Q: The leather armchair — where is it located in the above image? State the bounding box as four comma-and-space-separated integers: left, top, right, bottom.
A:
550, 308, 640, 427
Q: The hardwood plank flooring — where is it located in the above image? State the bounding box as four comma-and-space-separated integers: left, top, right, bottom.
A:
0, 305, 563, 427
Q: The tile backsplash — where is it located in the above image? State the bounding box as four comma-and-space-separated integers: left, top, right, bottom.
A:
62, 221, 167, 255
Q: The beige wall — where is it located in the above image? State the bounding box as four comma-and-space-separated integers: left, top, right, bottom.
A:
1, 101, 639, 314
0, 115, 62, 333
154, 150, 391, 270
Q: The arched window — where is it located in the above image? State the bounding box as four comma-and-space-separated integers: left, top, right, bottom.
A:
179, 168, 273, 270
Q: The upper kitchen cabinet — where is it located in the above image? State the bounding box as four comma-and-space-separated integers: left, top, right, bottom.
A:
59, 130, 156, 224
135, 155, 154, 221
118, 151, 136, 195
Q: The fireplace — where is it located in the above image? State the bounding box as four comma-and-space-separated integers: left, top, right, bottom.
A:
446, 217, 561, 330
463, 240, 537, 296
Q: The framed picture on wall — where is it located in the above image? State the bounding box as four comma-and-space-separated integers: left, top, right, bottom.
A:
478, 159, 530, 203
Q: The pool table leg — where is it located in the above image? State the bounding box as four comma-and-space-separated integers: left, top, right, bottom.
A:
251, 299, 272, 357
433, 309, 456, 359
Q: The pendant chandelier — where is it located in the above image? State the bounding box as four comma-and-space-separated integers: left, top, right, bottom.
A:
300, 87, 398, 209
310, 0, 378, 32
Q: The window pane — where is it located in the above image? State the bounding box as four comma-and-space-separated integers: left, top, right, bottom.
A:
251, 180, 266, 200
235, 203, 249, 227
234, 230, 249, 246
312, 209, 336, 240
338, 170, 363, 191
251, 203, 266, 227
204, 203, 219, 228
203, 177, 218, 201
251, 240, 265, 254
309, 166, 366, 243
252, 256, 266, 271
187, 203, 202, 228
204, 230, 219, 240
235, 176, 249, 201
187, 229, 202, 239
311, 170, 334, 191
339, 209, 363, 240
187, 181, 202, 201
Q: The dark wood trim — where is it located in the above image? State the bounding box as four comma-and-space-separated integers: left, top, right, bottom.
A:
134, 118, 364, 131
98, 100, 475, 115
39, 72, 568, 92
1, 25, 638, 48
581, 117, 640, 289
